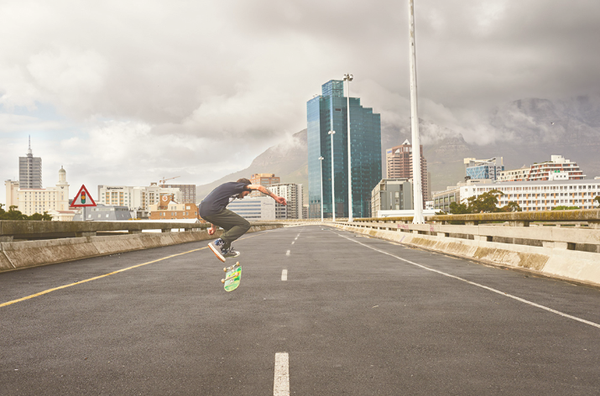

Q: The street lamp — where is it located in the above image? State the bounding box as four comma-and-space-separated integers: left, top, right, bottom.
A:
328, 130, 336, 222
408, 0, 424, 224
343, 73, 353, 222
319, 156, 324, 222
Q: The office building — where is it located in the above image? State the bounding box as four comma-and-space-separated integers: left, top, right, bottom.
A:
268, 183, 304, 219
307, 79, 382, 219
227, 196, 276, 220
19, 137, 42, 189
371, 178, 413, 217
463, 180, 600, 211
464, 157, 504, 181
386, 140, 429, 204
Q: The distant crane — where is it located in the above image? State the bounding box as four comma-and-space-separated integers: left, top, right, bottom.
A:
159, 176, 180, 187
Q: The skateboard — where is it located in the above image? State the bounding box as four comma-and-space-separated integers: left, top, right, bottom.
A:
221, 262, 242, 292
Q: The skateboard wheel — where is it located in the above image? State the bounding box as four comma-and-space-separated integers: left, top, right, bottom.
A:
221, 279, 225, 283
223, 267, 227, 272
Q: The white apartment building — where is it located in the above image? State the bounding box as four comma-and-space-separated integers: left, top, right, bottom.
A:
97, 183, 182, 211
268, 183, 303, 219
5, 167, 71, 218
227, 196, 276, 220
498, 155, 585, 182
460, 180, 600, 212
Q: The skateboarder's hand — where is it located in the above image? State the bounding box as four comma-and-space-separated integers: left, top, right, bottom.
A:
275, 196, 287, 205
208, 224, 216, 235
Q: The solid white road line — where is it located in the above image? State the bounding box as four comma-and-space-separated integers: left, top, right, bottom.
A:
338, 233, 600, 330
274, 352, 290, 396
281, 269, 288, 281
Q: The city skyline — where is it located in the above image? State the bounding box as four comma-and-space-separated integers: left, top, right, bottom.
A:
2, 1, 600, 202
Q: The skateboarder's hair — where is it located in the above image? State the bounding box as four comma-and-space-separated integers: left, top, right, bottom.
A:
237, 178, 251, 185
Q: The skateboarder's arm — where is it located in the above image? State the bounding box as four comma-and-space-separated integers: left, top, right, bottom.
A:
247, 184, 287, 205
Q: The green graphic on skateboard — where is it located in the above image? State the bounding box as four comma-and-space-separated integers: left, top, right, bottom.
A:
221, 261, 242, 292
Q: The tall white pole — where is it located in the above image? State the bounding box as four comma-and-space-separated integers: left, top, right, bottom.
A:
408, 0, 425, 224
319, 156, 324, 222
344, 74, 354, 222
329, 130, 336, 222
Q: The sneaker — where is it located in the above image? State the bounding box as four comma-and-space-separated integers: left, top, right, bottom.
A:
208, 238, 226, 262
223, 247, 241, 258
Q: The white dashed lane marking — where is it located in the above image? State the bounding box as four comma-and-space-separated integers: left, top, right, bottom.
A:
281, 269, 288, 281
273, 352, 290, 396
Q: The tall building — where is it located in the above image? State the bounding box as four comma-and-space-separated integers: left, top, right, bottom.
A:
386, 140, 429, 204
19, 137, 42, 189
268, 183, 304, 219
464, 157, 504, 181
250, 174, 281, 197
307, 79, 382, 219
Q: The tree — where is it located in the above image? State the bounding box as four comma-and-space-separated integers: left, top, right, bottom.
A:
594, 195, 600, 207
500, 201, 522, 212
449, 202, 469, 214
466, 189, 504, 213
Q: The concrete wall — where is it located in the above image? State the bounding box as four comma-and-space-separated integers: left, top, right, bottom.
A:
0, 224, 280, 272
331, 224, 600, 288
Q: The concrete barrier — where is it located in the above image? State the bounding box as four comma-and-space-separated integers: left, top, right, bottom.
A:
0, 224, 280, 272
332, 224, 600, 288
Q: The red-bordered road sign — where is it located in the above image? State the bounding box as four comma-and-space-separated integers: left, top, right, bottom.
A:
71, 184, 97, 207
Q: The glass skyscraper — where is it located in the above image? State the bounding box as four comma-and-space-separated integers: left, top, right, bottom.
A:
307, 80, 381, 219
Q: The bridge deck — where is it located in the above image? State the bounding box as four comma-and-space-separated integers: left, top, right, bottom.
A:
1, 225, 599, 395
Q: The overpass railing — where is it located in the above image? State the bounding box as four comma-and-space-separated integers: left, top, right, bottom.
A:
0, 221, 209, 242
337, 209, 600, 254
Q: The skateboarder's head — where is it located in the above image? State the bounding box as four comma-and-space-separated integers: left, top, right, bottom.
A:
236, 178, 252, 198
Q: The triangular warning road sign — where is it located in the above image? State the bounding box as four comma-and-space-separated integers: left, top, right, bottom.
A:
71, 184, 97, 207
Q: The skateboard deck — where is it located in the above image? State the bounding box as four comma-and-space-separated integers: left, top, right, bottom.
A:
221, 262, 242, 292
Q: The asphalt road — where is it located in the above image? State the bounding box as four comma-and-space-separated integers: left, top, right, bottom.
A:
1, 225, 600, 395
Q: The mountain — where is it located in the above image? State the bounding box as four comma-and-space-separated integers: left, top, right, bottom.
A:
197, 95, 600, 201
196, 129, 308, 201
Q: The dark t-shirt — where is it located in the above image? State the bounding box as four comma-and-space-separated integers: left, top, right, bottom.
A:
199, 182, 250, 217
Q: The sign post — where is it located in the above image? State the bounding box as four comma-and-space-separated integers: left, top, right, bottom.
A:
71, 185, 97, 221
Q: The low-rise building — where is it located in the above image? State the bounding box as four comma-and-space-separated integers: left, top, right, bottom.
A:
149, 194, 199, 220
371, 178, 413, 217
98, 183, 182, 211
461, 180, 600, 211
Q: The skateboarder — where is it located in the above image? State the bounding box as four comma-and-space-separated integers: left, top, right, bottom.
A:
200, 178, 287, 262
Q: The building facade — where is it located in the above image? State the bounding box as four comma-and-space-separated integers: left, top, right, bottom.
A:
307, 79, 382, 219
371, 178, 413, 217
386, 140, 429, 204
97, 183, 182, 211
453, 180, 600, 212
19, 137, 42, 189
160, 184, 197, 204
149, 194, 199, 220
268, 183, 304, 219
497, 155, 585, 182
6, 167, 71, 217
227, 196, 276, 220
464, 157, 504, 181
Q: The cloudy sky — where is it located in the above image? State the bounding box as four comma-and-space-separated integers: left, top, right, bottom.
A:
1, 0, 599, 203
